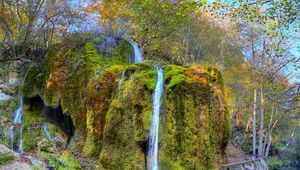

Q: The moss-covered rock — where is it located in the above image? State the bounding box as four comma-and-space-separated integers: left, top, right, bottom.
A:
22, 98, 57, 152
21, 36, 231, 169
99, 63, 156, 169
0, 98, 18, 146
83, 65, 124, 157
38, 150, 82, 170
0, 152, 15, 165
160, 65, 231, 170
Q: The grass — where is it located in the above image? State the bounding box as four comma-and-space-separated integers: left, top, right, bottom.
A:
38, 151, 81, 169
0, 152, 15, 165
266, 155, 299, 170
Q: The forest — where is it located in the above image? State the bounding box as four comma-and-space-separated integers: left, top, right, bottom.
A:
0, 0, 299, 170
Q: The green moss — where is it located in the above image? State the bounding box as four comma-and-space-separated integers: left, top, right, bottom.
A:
0, 152, 15, 165
58, 153, 82, 169
39, 151, 81, 170
21, 35, 231, 169
164, 65, 187, 89
265, 156, 298, 170
100, 40, 132, 66
83, 109, 102, 157
0, 98, 18, 146
22, 105, 45, 152
100, 98, 141, 169
161, 83, 209, 169
82, 42, 102, 69
23, 106, 43, 124
21, 102, 57, 152
98, 64, 157, 169
83, 65, 124, 157
160, 66, 230, 169
21, 67, 44, 97
130, 65, 156, 90
45, 123, 56, 139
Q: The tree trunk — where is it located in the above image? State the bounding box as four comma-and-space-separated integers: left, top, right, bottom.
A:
265, 134, 272, 157
258, 40, 266, 157
252, 89, 257, 156
258, 77, 264, 157
183, 23, 191, 64
250, 31, 257, 157
266, 119, 279, 158
265, 103, 275, 157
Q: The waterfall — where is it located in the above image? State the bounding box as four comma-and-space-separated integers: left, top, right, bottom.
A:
13, 96, 23, 124
43, 123, 54, 141
29, 157, 40, 167
118, 40, 143, 91
19, 126, 23, 154
8, 96, 24, 153
118, 69, 126, 91
129, 40, 144, 64
149, 67, 164, 170
8, 126, 14, 149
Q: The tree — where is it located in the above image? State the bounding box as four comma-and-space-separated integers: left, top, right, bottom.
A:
88, 0, 198, 59
0, 0, 85, 58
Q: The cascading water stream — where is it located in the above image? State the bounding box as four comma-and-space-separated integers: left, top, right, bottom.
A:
43, 123, 54, 141
119, 40, 144, 90
13, 96, 23, 124
29, 157, 40, 167
8, 126, 14, 149
118, 70, 126, 91
8, 96, 24, 153
149, 67, 164, 170
19, 126, 23, 154
129, 40, 144, 64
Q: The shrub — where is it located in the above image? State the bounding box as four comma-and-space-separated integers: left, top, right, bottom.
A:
0, 152, 15, 165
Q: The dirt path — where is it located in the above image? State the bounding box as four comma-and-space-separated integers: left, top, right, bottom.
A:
226, 140, 254, 163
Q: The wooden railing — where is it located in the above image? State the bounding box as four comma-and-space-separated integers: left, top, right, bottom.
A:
221, 158, 266, 170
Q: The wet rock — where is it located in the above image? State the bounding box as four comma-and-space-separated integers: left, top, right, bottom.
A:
0, 84, 8, 89
9, 78, 19, 86
0, 92, 12, 102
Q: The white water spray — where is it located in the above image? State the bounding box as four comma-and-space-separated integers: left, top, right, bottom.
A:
118, 40, 143, 91
118, 70, 126, 91
43, 123, 54, 141
13, 97, 23, 124
149, 67, 164, 170
129, 40, 144, 64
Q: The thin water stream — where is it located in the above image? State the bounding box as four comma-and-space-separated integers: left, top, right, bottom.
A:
148, 67, 164, 170
129, 40, 144, 64
8, 96, 24, 153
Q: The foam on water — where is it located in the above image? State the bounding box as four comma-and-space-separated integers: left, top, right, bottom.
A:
129, 40, 144, 64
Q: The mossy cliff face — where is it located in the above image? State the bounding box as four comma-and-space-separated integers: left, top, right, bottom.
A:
21, 39, 231, 169
160, 65, 231, 169
99, 64, 156, 169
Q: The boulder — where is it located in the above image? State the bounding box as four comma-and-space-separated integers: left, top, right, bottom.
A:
0, 92, 12, 103
0, 144, 33, 170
